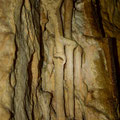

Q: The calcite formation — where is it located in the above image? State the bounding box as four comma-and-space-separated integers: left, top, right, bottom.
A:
0, 0, 119, 120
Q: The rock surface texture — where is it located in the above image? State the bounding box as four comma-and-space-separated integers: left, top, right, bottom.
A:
0, 0, 119, 120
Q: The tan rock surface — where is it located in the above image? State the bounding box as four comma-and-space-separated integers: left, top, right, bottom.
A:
0, 0, 119, 120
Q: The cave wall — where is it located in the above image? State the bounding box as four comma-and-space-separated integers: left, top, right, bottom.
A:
0, 0, 119, 120
0, 0, 41, 119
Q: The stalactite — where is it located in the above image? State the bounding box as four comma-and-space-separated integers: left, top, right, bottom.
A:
64, 0, 75, 119
41, 0, 66, 119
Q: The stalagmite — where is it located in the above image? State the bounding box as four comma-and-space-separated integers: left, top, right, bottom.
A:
64, 0, 76, 119
50, 5, 66, 120
64, 44, 76, 119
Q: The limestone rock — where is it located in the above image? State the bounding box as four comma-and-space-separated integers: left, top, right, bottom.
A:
0, 0, 119, 120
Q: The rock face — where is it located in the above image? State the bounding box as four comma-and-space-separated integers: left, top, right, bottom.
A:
0, 0, 119, 120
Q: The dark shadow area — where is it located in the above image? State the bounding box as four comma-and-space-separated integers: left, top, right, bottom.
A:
27, 54, 34, 97
27, 1, 43, 119
38, 25, 44, 87
110, 38, 120, 102
29, 0, 44, 88
92, 0, 105, 37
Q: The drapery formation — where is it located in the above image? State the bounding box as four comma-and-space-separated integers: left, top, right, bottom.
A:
0, 0, 119, 120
